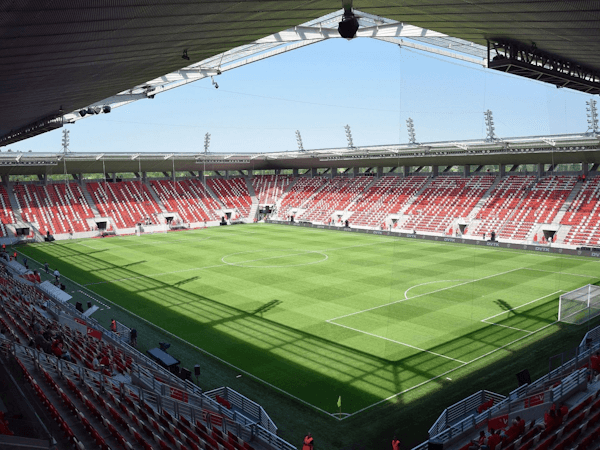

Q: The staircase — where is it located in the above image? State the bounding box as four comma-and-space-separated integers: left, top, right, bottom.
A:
397, 176, 433, 215
80, 182, 102, 217
245, 177, 259, 221
6, 183, 25, 224
552, 180, 583, 225
467, 175, 502, 220
145, 180, 168, 213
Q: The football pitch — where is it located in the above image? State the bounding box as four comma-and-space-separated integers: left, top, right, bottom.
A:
17, 224, 600, 417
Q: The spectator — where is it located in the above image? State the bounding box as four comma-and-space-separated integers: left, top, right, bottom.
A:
302, 433, 314, 450
110, 319, 117, 334
486, 429, 502, 450
44, 262, 49, 274
469, 430, 487, 450
391, 436, 400, 450
92, 354, 101, 371
53, 269, 60, 283
31, 318, 42, 336
130, 328, 137, 347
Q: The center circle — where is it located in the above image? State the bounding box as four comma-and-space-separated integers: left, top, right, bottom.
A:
221, 249, 328, 268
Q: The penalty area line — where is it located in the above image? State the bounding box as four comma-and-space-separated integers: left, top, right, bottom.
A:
326, 320, 467, 364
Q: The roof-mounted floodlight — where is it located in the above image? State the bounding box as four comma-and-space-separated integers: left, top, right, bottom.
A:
95, 153, 104, 160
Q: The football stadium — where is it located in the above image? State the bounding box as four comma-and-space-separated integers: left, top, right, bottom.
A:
2, 2, 600, 450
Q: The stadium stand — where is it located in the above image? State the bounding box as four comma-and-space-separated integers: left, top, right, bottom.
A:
470, 175, 538, 239
402, 175, 495, 234
0, 257, 292, 450
207, 178, 252, 218
0, 173, 598, 246
13, 183, 95, 236
86, 181, 162, 229
150, 179, 221, 223
296, 176, 374, 224
252, 175, 291, 205
561, 177, 600, 246
276, 176, 328, 221
348, 175, 429, 228
0, 185, 15, 238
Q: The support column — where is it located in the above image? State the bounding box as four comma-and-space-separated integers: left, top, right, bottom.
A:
499, 164, 506, 178
311, 167, 318, 177
172, 171, 176, 183
111, 173, 116, 182
353, 167, 360, 177
464, 165, 470, 178
196, 170, 203, 180
293, 168, 299, 177
275, 169, 281, 175
537, 163, 544, 178
377, 166, 383, 178
583, 163, 589, 176
432, 166, 439, 178
225, 170, 229, 179
142, 172, 147, 182
1, 175, 7, 186
331, 167, 338, 178
403, 166, 410, 177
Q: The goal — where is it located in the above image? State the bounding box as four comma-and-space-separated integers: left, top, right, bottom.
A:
558, 284, 600, 324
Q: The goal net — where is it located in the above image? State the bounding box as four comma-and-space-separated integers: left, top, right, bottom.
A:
558, 284, 600, 324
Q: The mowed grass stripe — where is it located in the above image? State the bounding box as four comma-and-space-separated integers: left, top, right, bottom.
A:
16, 224, 599, 414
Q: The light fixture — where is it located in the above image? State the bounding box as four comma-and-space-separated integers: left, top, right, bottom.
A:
102, 105, 111, 114
211, 76, 219, 89
182, 49, 190, 61
79, 109, 87, 117
338, 0, 359, 39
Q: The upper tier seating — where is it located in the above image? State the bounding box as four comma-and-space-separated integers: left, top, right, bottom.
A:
252, 175, 291, 205
348, 175, 428, 228
86, 181, 161, 229
207, 178, 251, 217
150, 179, 221, 223
561, 177, 600, 246
14, 183, 95, 235
403, 175, 495, 234
277, 177, 328, 220
298, 176, 374, 224
0, 185, 15, 237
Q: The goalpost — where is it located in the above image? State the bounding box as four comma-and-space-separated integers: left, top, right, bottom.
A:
558, 284, 600, 324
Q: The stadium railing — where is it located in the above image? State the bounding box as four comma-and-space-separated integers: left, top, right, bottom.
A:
428, 389, 506, 437
414, 334, 600, 450
205, 385, 278, 434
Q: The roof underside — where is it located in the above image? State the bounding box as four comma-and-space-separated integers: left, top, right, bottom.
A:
1, 1, 600, 140
2, 133, 599, 176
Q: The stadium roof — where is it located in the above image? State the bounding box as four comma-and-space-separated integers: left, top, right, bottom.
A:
2, 1, 600, 146
2, 132, 599, 177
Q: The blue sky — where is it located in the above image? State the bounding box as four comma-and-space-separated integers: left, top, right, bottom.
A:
8, 37, 595, 154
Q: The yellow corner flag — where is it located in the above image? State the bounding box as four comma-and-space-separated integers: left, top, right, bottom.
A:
337, 396, 342, 408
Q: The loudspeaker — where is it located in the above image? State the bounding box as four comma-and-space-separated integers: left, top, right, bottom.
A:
170, 365, 180, 375
180, 367, 191, 381
428, 441, 443, 450
75, 302, 83, 312
516, 369, 531, 387
194, 365, 201, 377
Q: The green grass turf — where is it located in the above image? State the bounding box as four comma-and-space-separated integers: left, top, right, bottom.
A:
16, 224, 600, 419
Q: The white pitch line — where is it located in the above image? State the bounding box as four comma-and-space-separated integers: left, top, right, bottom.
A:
326, 320, 467, 364
344, 317, 560, 419
521, 267, 595, 278
329, 267, 524, 322
481, 291, 563, 322
480, 321, 533, 333
404, 280, 464, 299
